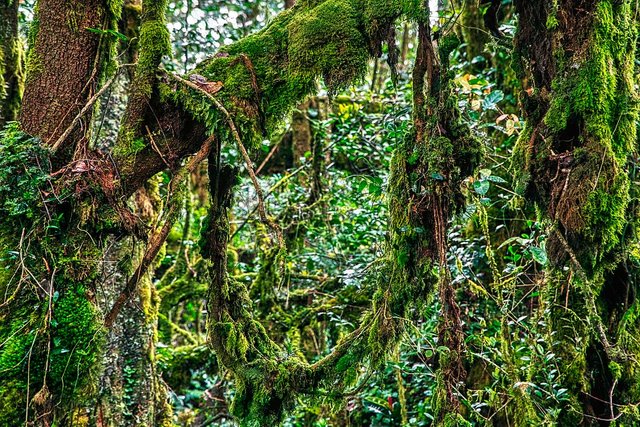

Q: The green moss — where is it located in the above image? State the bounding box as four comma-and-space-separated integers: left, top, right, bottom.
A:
114, 0, 170, 166
48, 284, 106, 393
185, 1, 483, 424
513, 0, 640, 421
107, 0, 124, 21
0, 26, 24, 124
546, 1, 559, 30
24, 4, 41, 85
0, 124, 115, 423
521, 0, 637, 268
170, 0, 379, 149
288, 0, 369, 92
136, 19, 171, 96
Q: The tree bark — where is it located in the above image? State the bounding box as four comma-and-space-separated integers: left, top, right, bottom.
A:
20, 0, 107, 160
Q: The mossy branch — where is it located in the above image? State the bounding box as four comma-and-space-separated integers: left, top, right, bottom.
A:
164, 69, 284, 247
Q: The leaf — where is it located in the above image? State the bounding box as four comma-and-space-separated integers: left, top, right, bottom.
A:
530, 246, 548, 266
363, 396, 392, 414
487, 175, 507, 183
473, 179, 490, 196
479, 168, 492, 178
397, 250, 409, 267
482, 90, 504, 110
496, 114, 509, 123
202, 81, 224, 94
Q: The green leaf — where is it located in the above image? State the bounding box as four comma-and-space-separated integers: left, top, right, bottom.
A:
487, 175, 507, 183
530, 246, 548, 266
479, 168, 492, 178
482, 90, 504, 110
363, 396, 391, 414
397, 250, 409, 267
473, 179, 490, 196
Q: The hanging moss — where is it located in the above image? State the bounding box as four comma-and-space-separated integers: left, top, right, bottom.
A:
512, 0, 640, 422
167, 0, 408, 150
196, 12, 481, 426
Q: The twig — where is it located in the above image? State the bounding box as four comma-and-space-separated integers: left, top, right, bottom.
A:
255, 130, 287, 175
229, 140, 339, 241
146, 125, 171, 168
553, 228, 614, 354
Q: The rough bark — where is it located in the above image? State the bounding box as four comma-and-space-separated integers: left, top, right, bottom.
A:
19, 0, 109, 162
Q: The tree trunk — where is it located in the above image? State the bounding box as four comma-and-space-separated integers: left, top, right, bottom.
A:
0, 0, 175, 425
20, 0, 110, 162
460, 0, 490, 67
513, 1, 640, 424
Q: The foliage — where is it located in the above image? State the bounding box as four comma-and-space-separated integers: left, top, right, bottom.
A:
6, 0, 640, 425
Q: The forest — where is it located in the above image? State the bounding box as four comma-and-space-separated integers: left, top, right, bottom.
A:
1, 0, 639, 425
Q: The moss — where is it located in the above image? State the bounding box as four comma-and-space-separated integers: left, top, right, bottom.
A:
0, 24, 24, 124
288, 0, 369, 92
513, 0, 637, 267
24, 5, 41, 85
48, 284, 106, 394
169, 8, 307, 148
183, 2, 482, 424
201, 27, 479, 427
136, 19, 171, 97
107, 0, 124, 21
0, 125, 114, 423
363, 0, 404, 39
513, 0, 640, 421
169, 0, 384, 149
114, 0, 170, 166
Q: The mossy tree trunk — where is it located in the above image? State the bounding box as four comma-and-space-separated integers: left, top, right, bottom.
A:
0, 0, 174, 425
0, 0, 24, 127
513, 0, 640, 424
97, 1, 173, 424
460, 0, 490, 68
410, 18, 483, 424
